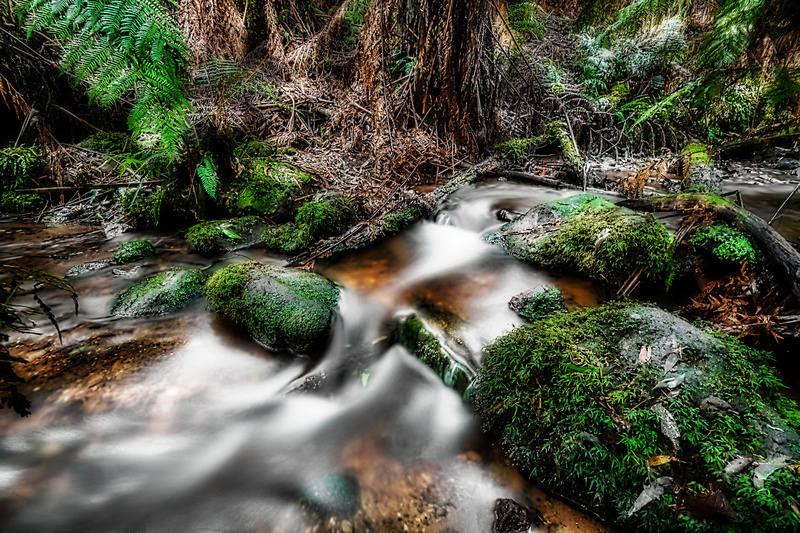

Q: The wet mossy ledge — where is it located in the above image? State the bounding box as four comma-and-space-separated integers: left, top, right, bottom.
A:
488, 194, 675, 291
474, 301, 800, 533
110, 269, 207, 317
112, 240, 155, 263
397, 313, 473, 395
184, 216, 266, 254
205, 262, 340, 356
262, 195, 355, 255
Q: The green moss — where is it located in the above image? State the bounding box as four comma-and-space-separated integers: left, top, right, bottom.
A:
495, 137, 543, 160
261, 223, 309, 255
206, 262, 340, 354
496, 122, 582, 165
112, 240, 155, 263
118, 182, 191, 229
185, 216, 262, 254
262, 196, 355, 254
474, 302, 800, 532
681, 142, 714, 170
383, 202, 428, 235
295, 196, 355, 238
110, 269, 207, 317
234, 159, 311, 219
0, 192, 46, 213
522, 204, 675, 290
510, 286, 568, 320
80, 131, 137, 154
398, 314, 472, 394
688, 224, 758, 267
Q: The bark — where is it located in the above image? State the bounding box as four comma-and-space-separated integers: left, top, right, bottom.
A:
619, 194, 800, 304
175, 0, 248, 65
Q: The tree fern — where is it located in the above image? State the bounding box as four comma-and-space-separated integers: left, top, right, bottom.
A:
16, 0, 193, 158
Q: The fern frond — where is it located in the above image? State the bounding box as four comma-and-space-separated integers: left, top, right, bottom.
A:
17, 0, 192, 159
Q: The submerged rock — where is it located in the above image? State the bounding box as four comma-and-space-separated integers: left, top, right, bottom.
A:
112, 240, 155, 263
184, 216, 265, 254
397, 313, 474, 395
301, 474, 361, 518
66, 259, 114, 278
110, 269, 207, 317
474, 302, 800, 532
488, 194, 675, 290
205, 262, 339, 355
508, 285, 567, 320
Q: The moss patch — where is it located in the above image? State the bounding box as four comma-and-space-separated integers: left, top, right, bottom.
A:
206, 262, 340, 355
495, 121, 581, 166
474, 302, 800, 532
383, 202, 428, 235
233, 159, 311, 220
184, 216, 264, 254
397, 314, 472, 394
509, 285, 568, 320
112, 240, 155, 263
688, 224, 758, 267
110, 269, 207, 317
262, 195, 355, 254
494, 194, 674, 290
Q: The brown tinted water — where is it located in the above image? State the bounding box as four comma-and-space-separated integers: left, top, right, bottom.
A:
1, 171, 795, 532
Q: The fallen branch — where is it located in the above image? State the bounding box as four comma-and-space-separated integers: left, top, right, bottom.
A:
619, 194, 800, 303
14, 181, 162, 194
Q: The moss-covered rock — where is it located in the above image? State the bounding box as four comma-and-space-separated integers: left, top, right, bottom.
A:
495, 120, 582, 166
397, 313, 473, 395
117, 181, 195, 229
679, 142, 721, 194
262, 195, 355, 254
382, 201, 428, 235
232, 160, 311, 220
112, 240, 155, 263
184, 216, 265, 254
110, 269, 207, 317
509, 285, 568, 320
205, 262, 340, 355
687, 224, 758, 267
488, 194, 675, 290
474, 302, 800, 533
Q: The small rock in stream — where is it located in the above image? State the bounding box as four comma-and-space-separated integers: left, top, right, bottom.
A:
493, 498, 535, 533
301, 474, 361, 518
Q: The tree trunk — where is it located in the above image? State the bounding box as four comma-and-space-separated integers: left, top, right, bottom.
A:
175, 0, 248, 65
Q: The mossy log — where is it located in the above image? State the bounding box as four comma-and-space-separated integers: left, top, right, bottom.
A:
619, 194, 800, 303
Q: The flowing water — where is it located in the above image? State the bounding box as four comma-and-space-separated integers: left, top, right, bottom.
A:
0, 170, 797, 533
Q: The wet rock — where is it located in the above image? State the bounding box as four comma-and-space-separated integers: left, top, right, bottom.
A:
493, 498, 534, 533
396, 313, 475, 395
66, 259, 114, 278
262, 194, 355, 255
184, 216, 266, 254
679, 143, 721, 194
487, 194, 675, 290
231, 160, 311, 221
112, 240, 155, 263
205, 262, 339, 355
774, 158, 800, 171
110, 269, 207, 317
301, 474, 360, 518
474, 302, 800, 532
509, 285, 567, 320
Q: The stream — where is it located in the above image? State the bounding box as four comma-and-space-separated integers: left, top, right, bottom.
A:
0, 166, 798, 533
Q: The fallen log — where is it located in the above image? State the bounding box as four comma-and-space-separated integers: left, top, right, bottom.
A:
619, 194, 800, 304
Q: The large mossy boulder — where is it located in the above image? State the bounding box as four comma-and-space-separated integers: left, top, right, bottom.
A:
184, 216, 265, 254
205, 262, 340, 355
488, 194, 675, 290
110, 269, 207, 317
232, 160, 311, 220
474, 301, 800, 532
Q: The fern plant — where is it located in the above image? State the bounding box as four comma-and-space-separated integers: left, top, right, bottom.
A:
196, 154, 218, 200
16, 0, 193, 159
